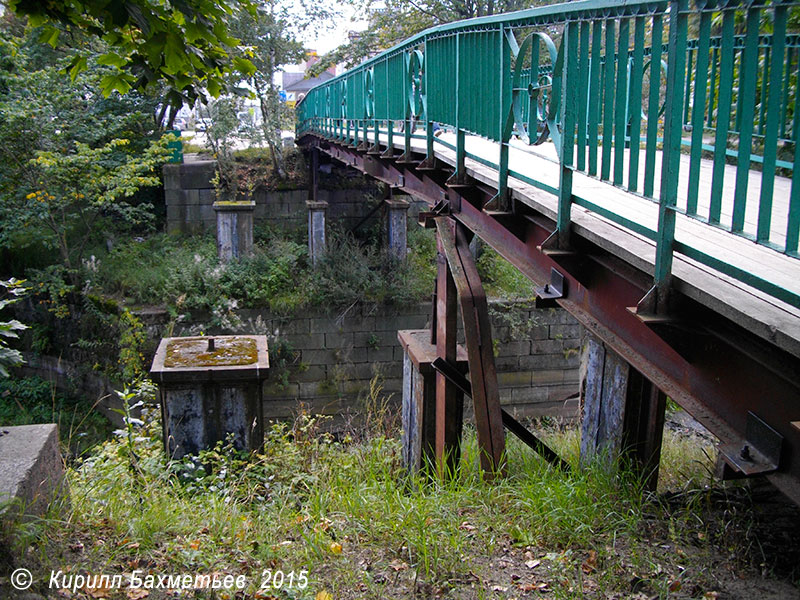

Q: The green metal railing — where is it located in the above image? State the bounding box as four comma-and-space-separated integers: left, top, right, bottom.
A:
297, 0, 800, 308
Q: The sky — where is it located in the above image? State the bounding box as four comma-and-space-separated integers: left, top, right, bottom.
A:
300, 2, 369, 55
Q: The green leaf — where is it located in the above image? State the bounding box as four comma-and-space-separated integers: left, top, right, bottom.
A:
38, 25, 60, 48
232, 57, 256, 77
97, 52, 128, 68
206, 78, 222, 97
100, 73, 133, 96
67, 56, 88, 81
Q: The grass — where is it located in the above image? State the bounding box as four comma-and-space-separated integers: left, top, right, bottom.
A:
5, 378, 795, 600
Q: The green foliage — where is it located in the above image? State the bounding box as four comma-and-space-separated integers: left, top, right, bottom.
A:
94, 223, 435, 317
0, 374, 113, 456
220, 239, 309, 311
205, 96, 243, 199
0, 278, 28, 377
15, 137, 171, 281
117, 309, 147, 381
476, 243, 537, 300
6, 0, 256, 108
94, 233, 220, 311
0, 22, 170, 280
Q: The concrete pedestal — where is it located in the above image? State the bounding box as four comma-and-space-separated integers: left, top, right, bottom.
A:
398, 329, 468, 475
214, 200, 255, 262
307, 200, 328, 266
149, 335, 269, 458
385, 197, 410, 260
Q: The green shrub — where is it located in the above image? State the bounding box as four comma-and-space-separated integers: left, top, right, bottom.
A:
476, 243, 537, 299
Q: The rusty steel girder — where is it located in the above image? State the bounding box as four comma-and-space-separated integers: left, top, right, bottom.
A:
300, 135, 800, 505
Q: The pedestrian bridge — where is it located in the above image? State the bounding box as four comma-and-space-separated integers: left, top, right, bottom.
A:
296, 0, 800, 502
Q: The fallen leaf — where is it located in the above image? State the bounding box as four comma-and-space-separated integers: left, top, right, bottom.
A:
69, 541, 84, 552
704, 592, 719, 599
459, 521, 477, 532
84, 584, 113, 598
126, 542, 140, 550
582, 549, 598, 573
329, 541, 343, 554
189, 540, 201, 550
389, 559, 409, 572
491, 585, 508, 592
519, 582, 550, 592
669, 579, 682, 592
315, 591, 333, 600
525, 559, 541, 569
126, 589, 150, 599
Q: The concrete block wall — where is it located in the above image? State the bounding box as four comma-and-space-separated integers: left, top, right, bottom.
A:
164, 157, 403, 235
220, 302, 582, 429
163, 158, 218, 233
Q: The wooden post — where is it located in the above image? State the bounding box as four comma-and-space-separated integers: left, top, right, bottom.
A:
306, 200, 328, 266
435, 220, 463, 477
580, 332, 667, 490
399, 330, 467, 475
385, 196, 410, 261
435, 218, 506, 478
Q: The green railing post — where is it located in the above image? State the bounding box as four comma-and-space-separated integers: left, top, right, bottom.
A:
759, 3, 788, 244
654, 0, 688, 288
557, 19, 579, 246
576, 21, 590, 172
493, 25, 513, 209
687, 5, 712, 217
709, 8, 735, 224
601, 19, 616, 182
643, 13, 663, 198
732, 6, 761, 234
588, 20, 603, 177
613, 17, 629, 186
627, 16, 645, 193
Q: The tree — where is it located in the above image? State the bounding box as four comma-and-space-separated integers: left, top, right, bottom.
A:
315, 0, 542, 71
0, 15, 168, 276
5, 0, 257, 112
228, 1, 336, 179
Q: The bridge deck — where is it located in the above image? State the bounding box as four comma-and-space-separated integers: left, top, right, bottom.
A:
386, 129, 800, 357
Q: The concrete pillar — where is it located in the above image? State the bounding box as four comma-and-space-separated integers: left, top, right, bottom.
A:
213, 200, 255, 262
149, 335, 270, 459
386, 197, 410, 260
307, 200, 328, 266
398, 329, 467, 476
580, 332, 667, 490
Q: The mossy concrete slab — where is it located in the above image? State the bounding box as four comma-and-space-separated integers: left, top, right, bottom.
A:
0, 424, 67, 519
